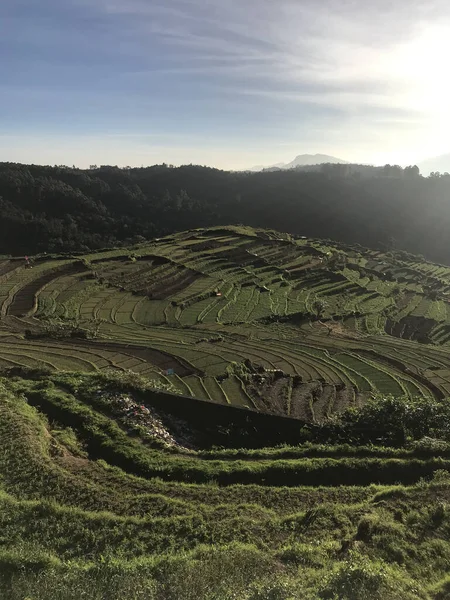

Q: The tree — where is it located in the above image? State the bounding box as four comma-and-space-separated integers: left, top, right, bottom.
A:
404, 165, 420, 177
312, 297, 327, 319
1, 160, 450, 264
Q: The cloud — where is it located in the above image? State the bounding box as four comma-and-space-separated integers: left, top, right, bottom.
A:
3, 0, 450, 167
87, 0, 450, 119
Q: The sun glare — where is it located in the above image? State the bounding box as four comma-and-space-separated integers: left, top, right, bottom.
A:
394, 26, 450, 115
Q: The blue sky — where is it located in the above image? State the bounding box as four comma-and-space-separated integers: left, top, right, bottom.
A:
2, 0, 450, 169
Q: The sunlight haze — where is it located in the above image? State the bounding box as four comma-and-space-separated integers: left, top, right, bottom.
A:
2, 0, 450, 169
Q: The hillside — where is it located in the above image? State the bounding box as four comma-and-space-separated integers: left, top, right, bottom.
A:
3, 227, 450, 597
3, 161, 450, 266
5, 224, 450, 412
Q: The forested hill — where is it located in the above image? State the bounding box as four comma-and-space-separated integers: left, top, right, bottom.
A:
1, 161, 449, 262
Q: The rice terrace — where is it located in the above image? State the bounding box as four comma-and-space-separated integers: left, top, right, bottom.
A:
5, 225, 450, 598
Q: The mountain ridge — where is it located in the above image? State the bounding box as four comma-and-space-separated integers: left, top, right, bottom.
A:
248, 153, 348, 172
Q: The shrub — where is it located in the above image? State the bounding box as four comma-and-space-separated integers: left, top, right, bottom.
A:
319, 554, 427, 600
432, 469, 450, 484
328, 395, 450, 446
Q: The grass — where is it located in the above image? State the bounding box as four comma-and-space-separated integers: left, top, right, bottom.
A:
1, 371, 450, 598
5, 227, 450, 597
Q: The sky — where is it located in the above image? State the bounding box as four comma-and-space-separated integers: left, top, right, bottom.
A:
2, 0, 450, 170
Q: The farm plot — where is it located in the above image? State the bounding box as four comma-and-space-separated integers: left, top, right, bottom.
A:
333, 353, 405, 396
0, 339, 103, 371
4, 226, 450, 417
170, 276, 220, 304
410, 297, 433, 318
80, 341, 198, 376
198, 282, 236, 324
203, 376, 229, 404
222, 287, 255, 323
133, 298, 167, 325
74, 287, 131, 323
35, 270, 93, 318
178, 297, 217, 326
146, 267, 202, 300
182, 375, 211, 401
220, 375, 255, 408
0, 261, 71, 316
93, 259, 155, 282
430, 323, 450, 345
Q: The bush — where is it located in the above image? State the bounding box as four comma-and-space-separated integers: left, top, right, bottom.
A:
410, 438, 450, 454
432, 470, 450, 484
328, 395, 450, 446
319, 554, 427, 600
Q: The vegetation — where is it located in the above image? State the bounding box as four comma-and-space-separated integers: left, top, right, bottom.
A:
2, 161, 450, 264
3, 225, 450, 597
2, 226, 450, 411
2, 370, 450, 599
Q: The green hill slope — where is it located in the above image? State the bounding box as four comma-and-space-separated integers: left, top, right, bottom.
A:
2, 225, 450, 416
2, 227, 450, 598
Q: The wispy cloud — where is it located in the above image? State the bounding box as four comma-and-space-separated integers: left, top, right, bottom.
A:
89, 0, 450, 118
3, 0, 450, 167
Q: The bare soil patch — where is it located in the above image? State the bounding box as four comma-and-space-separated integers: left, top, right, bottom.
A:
7, 262, 84, 317
246, 374, 290, 415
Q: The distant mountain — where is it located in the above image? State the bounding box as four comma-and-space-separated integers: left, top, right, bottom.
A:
248, 162, 286, 172
248, 154, 348, 172
417, 153, 450, 176
284, 154, 348, 169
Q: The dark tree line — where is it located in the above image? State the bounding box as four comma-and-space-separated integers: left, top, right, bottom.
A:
1, 161, 450, 263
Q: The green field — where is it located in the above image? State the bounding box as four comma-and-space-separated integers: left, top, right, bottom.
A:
1, 226, 450, 414
3, 226, 450, 598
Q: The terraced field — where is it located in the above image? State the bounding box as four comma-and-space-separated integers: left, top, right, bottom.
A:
5, 227, 450, 598
2, 226, 450, 420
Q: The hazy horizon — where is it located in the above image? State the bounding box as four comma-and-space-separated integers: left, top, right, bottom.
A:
0, 150, 447, 174
3, 0, 450, 169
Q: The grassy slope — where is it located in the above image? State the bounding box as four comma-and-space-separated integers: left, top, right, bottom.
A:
3, 227, 450, 598
0, 371, 450, 599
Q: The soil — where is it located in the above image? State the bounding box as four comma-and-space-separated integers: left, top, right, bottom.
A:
290, 381, 317, 420
70, 339, 199, 377
318, 321, 362, 339
7, 263, 85, 317
145, 268, 201, 300
333, 386, 355, 414
246, 375, 291, 415
311, 384, 334, 422
386, 316, 435, 343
